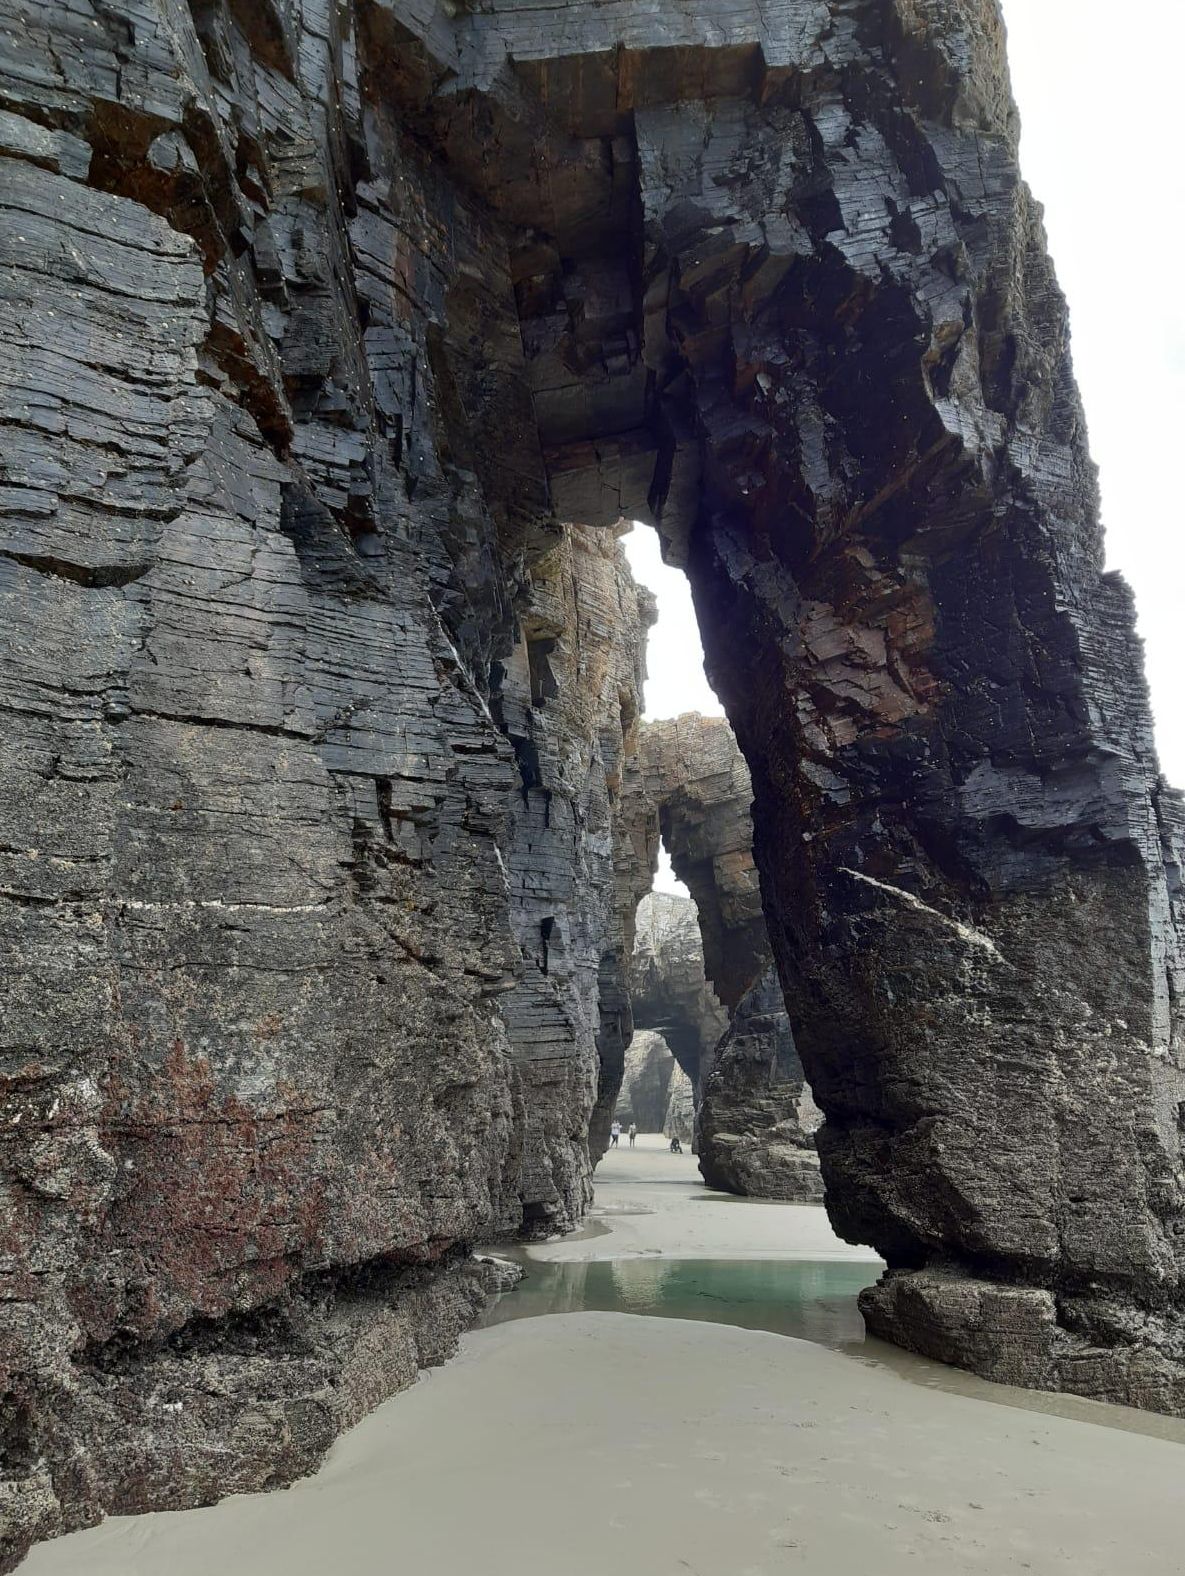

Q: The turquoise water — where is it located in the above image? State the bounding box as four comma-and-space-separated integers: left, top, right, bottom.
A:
480, 1254, 1185, 1443
479, 1256, 878, 1349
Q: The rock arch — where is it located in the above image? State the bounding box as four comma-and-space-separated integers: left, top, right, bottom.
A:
418, 0, 1185, 1406
4, 0, 1185, 1563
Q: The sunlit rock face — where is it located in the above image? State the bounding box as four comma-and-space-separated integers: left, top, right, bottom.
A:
5, 0, 1185, 1563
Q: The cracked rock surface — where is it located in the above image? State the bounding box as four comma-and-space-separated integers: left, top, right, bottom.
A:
0, 2, 652, 1560
628, 893, 728, 1096
637, 713, 823, 1195
6, 0, 1185, 1564
699, 970, 824, 1202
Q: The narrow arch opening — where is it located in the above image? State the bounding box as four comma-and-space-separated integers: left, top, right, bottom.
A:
597, 521, 826, 1203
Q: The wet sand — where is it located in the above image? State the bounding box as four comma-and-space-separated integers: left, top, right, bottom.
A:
23, 1136, 1185, 1574
532, 1133, 879, 1263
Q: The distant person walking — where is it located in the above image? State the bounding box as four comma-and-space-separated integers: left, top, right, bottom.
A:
669, 1134, 683, 1154
628, 1123, 637, 1148
610, 1120, 621, 1148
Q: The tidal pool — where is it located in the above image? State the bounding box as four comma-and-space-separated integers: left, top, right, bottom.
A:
481, 1253, 1185, 1445
479, 1255, 878, 1348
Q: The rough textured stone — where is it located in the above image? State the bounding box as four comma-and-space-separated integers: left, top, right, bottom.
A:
613, 1029, 678, 1134
495, 523, 652, 1230
663, 1062, 696, 1145
639, 712, 823, 1196
699, 969, 824, 1201
7, 0, 1185, 1563
0, 2, 653, 1558
640, 715, 767, 1010
629, 893, 728, 1092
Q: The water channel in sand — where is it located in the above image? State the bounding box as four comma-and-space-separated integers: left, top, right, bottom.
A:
480, 1255, 876, 1347
488, 1134, 1185, 1447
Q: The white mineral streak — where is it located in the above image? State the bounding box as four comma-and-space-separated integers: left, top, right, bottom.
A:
839, 867, 1006, 961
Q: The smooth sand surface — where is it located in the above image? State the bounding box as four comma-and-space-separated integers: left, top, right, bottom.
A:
533, 1134, 881, 1264
26, 1314, 1185, 1575
23, 1134, 1185, 1574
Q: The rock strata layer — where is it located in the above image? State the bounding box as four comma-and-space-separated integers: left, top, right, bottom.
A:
0, 1, 654, 1552
663, 1064, 696, 1146
698, 971, 824, 1201
639, 714, 823, 1197
6, 0, 1185, 1562
613, 1029, 680, 1134
629, 893, 728, 1094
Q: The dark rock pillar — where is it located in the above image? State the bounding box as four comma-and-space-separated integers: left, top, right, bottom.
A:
639, 714, 824, 1196
645, 23, 1185, 1408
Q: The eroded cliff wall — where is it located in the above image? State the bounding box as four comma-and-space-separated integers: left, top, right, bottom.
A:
639, 713, 823, 1195
699, 972, 824, 1201
0, 1, 653, 1550
6, 0, 1185, 1562
629, 892, 729, 1092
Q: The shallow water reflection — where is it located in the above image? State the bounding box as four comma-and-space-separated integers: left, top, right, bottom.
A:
480, 1256, 877, 1348
481, 1254, 1185, 1446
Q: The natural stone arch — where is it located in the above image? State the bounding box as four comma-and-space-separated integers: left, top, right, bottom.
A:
403, 3, 1185, 1401
628, 889, 728, 1090
6, 6, 1185, 1563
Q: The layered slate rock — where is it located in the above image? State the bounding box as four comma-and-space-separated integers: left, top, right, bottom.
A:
614, 1029, 680, 1133
0, 3, 652, 1559
495, 523, 653, 1229
629, 893, 729, 1094
699, 971, 824, 1201
640, 18, 1185, 1409
6, 0, 1185, 1563
663, 1062, 696, 1146
640, 714, 823, 1197
405, 0, 1185, 1408
640, 715, 768, 1010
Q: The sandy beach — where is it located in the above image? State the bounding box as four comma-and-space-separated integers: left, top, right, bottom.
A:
22, 1137, 1185, 1575
531, 1135, 878, 1263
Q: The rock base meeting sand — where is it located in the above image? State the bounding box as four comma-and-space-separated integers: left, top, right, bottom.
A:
22, 1137, 1185, 1574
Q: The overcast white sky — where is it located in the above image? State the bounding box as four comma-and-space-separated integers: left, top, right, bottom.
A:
626, 0, 1185, 807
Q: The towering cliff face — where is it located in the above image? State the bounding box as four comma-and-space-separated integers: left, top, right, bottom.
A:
495, 523, 653, 1229
657, 14, 1185, 1407
0, 0, 654, 1549
5, 0, 1185, 1561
